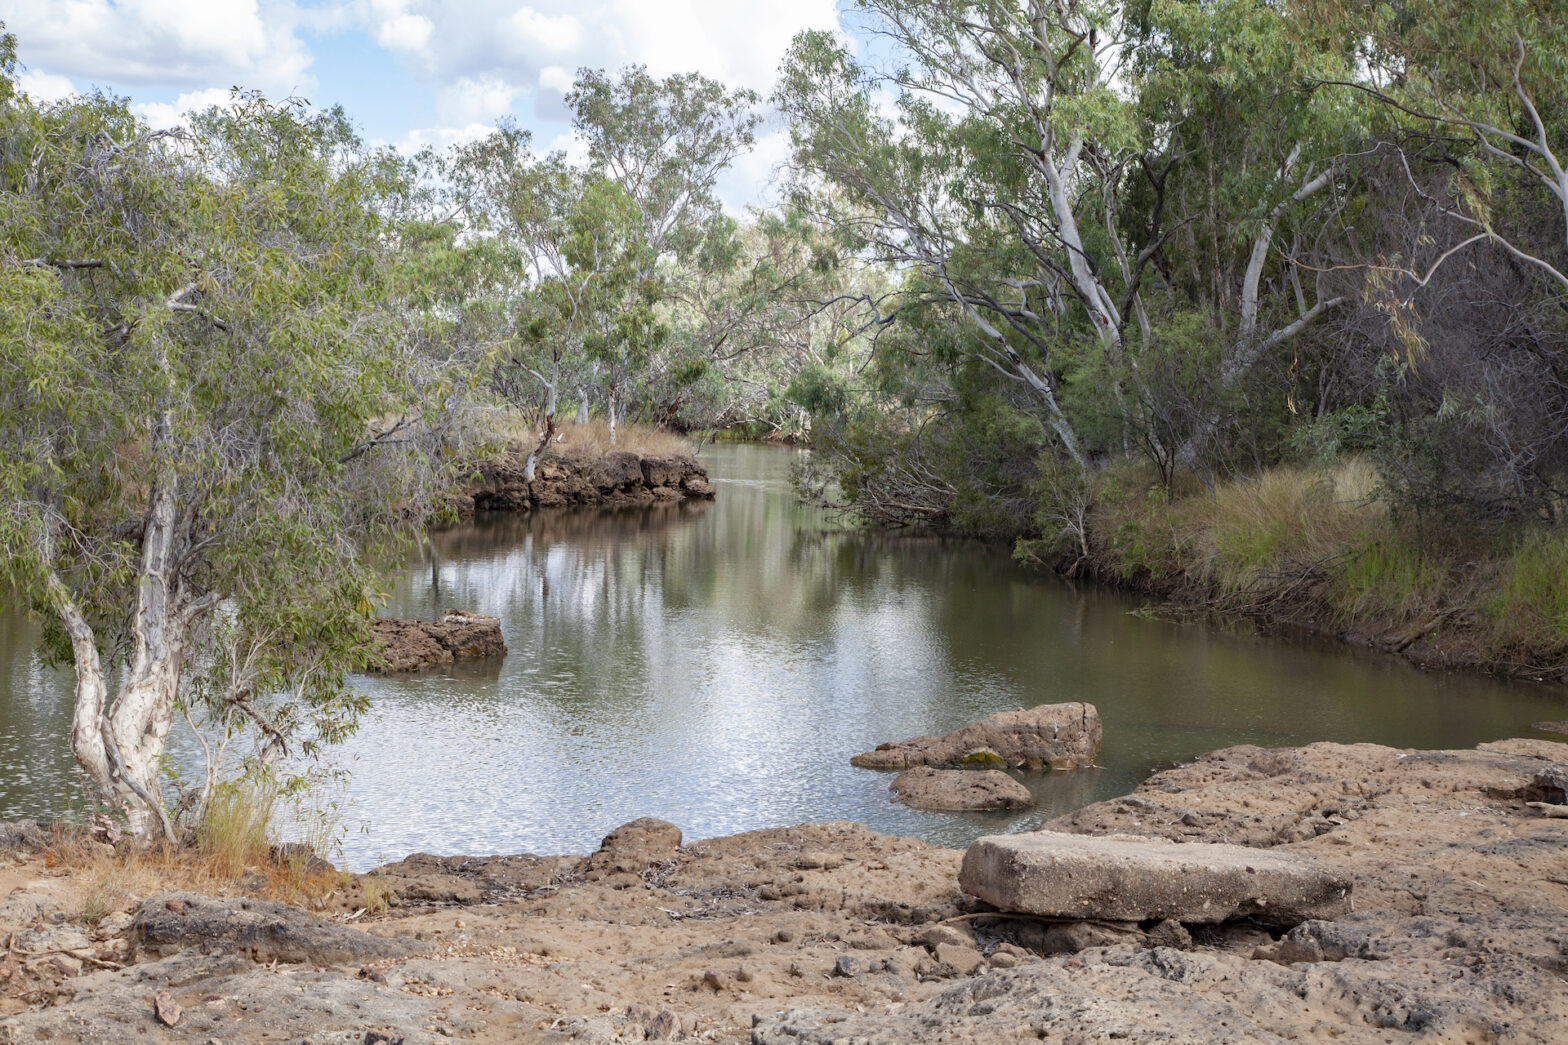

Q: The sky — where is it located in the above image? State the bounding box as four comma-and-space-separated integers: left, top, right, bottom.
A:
0, 0, 854, 212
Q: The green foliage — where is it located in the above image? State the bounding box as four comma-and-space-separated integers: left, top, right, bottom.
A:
1486, 532, 1568, 654
785, 364, 850, 418
0, 76, 466, 814
1331, 536, 1445, 623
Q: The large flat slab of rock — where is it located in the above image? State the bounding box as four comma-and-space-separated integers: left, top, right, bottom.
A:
960, 831, 1351, 925
134, 892, 419, 964
891, 767, 1034, 811
852, 702, 1100, 770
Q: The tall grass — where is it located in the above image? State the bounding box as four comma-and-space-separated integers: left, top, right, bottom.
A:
1331, 536, 1444, 622
196, 781, 278, 878
549, 419, 693, 458
1074, 456, 1568, 669
1487, 531, 1568, 654
40, 782, 345, 913
1104, 458, 1385, 597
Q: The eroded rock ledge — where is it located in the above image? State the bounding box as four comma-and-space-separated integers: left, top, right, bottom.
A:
450, 447, 715, 515
369, 609, 506, 672
3, 738, 1566, 1043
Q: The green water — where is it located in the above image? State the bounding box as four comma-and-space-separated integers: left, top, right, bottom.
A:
2, 443, 1564, 869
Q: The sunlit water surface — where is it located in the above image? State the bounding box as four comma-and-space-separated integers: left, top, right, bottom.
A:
3, 443, 1565, 869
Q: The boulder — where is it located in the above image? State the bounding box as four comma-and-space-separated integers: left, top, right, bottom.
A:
639, 455, 692, 487
133, 893, 417, 965
577, 818, 683, 882
0, 820, 45, 856
959, 831, 1352, 925
852, 702, 1101, 770
682, 476, 716, 498
596, 450, 646, 490
890, 767, 1034, 811
369, 609, 505, 672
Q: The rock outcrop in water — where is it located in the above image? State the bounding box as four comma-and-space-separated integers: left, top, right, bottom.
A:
369, 609, 506, 672
450, 448, 715, 514
891, 767, 1035, 811
852, 701, 1101, 770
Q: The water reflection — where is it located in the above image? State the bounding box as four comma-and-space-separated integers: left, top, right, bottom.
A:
1, 443, 1565, 868
338, 444, 1565, 869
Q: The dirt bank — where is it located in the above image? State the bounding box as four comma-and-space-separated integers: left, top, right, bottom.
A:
3, 737, 1566, 1042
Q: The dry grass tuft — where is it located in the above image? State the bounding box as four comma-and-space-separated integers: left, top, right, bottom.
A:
1193, 460, 1385, 591
547, 420, 693, 459
197, 782, 276, 879
41, 786, 346, 912
491, 411, 692, 459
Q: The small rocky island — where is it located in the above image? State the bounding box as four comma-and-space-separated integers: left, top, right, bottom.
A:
370, 610, 507, 672
451, 445, 715, 515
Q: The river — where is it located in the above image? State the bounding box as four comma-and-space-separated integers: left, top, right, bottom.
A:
2, 443, 1565, 869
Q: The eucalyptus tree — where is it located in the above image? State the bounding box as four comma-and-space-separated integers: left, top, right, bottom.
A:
1130, 0, 1366, 466
0, 69, 461, 841
448, 126, 653, 463
778, 2, 1140, 468
1291, 0, 1568, 513
779, 0, 1368, 491
567, 67, 759, 433
1308, 0, 1568, 295
568, 66, 759, 270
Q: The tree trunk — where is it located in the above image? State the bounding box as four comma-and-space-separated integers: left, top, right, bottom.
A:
607, 385, 619, 446
523, 379, 558, 483
576, 390, 589, 424
57, 473, 192, 844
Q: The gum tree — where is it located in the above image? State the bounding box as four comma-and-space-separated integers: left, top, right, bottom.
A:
0, 62, 459, 841
567, 67, 758, 436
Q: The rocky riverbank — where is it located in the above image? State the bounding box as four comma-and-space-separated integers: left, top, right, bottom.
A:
450, 445, 715, 516
2, 736, 1566, 1042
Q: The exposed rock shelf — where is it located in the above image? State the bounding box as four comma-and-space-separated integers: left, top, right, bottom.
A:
960, 830, 1352, 924
450, 447, 715, 515
3, 737, 1567, 1042
369, 609, 506, 672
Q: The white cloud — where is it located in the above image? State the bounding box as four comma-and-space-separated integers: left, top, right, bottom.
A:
355, 0, 841, 103
506, 8, 583, 54
384, 120, 498, 157
376, 13, 433, 54
605, 0, 841, 93
437, 75, 518, 126
16, 70, 76, 102
0, 0, 315, 96
542, 129, 589, 166
717, 126, 791, 215
538, 65, 574, 93
131, 87, 239, 130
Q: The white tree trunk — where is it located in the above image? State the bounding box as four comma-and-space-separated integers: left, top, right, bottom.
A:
56, 473, 192, 844
1037, 139, 1123, 354
523, 377, 558, 483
